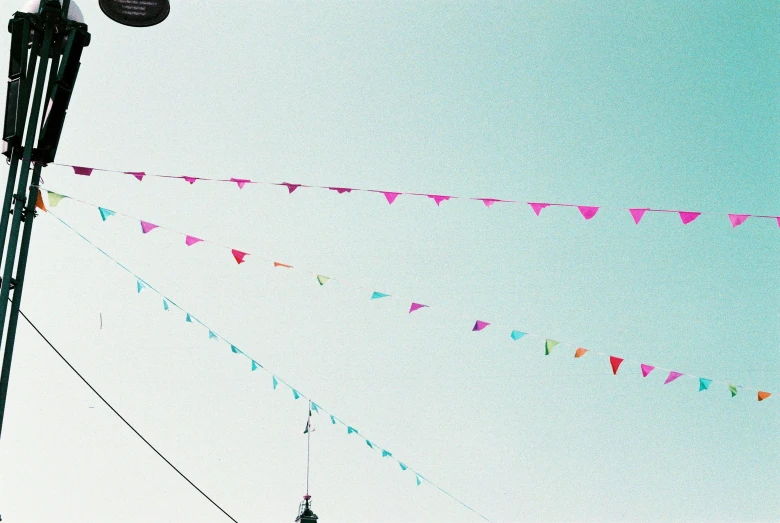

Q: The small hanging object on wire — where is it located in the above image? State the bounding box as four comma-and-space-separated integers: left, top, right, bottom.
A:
295, 401, 319, 522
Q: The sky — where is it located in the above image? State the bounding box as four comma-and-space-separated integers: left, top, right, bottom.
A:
0, 1, 778, 522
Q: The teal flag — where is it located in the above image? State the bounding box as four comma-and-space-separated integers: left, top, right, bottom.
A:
272, 376, 278, 389
230, 345, 241, 354
511, 330, 526, 340
370, 291, 390, 300
251, 360, 260, 371
699, 378, 712, 391
347, 426, 357, 434
382, 450, 392, 458
163, 299, 169, 311
330, 415, 337, 424
136, 281, 143, 293
293, 389, 301, 400
98, 207, 116, 221
311, 402, 319, 413
366, 440, 374, 449
185, 313, 192, 323
399, 462, 408, 471
416, 475, 422, 486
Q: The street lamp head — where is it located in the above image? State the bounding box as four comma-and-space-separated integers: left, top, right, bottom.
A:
21, 0, 84, 23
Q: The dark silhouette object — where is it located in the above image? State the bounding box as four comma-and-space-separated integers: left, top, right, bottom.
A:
295, 494, 319, 522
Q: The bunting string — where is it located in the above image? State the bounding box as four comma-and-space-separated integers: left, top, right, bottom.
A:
47, 210, 493, 522
50, 163, 779, 230
40, 190, 773, 403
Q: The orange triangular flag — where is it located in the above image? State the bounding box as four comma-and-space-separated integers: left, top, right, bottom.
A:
35, 191, 46, 212
273, 262, 292, 268
757, 391, 771, 402
574, 348, 588, 358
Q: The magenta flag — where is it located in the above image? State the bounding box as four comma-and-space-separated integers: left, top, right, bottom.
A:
477, 198, 501, 208
776, 217, 780, 228
126, 171, 145, 181
232, 249, 248, 264
664, 371, 683, 384
678, 211, 701, 224
409, 302, 428, 313
528, 202, 550, 216
609, 356, 624, 375
72, 166, 93, 176
381, 191, 401, 205
183, 176, 198, 184
472, 320, 490, 331
230, 178, 252, 189
140, 221, 158, 234
427, 194, 451, 206
328, 187, 353, 194
578, 206, 599, 220
280, 182, 300, 194
185, 235, 203, 246
629, 208, 649, 224
728, 214, 749, 228
641, 364, 655, 377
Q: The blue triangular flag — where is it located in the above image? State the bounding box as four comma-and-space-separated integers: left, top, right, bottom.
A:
347, 426, 357, 434
185, 313, 192, 323
162, 299, 169, 311
399, 462, 408, 471
272, 376, 278, 389
366, 440, 374, 449
208, 331, 218, 340
136, 280, 143, 293
382, 450, 392, 458
293, 389, 301, 400
230, 345, 241, 354
251, 360, 260, 371
98, 207, 115, 221
511, 330, 526, 341
699, 378, 712, 391
370, 291, 390, 300
330, 415, 337, 424
416, 475, 422, 486
311, 402, 319, 413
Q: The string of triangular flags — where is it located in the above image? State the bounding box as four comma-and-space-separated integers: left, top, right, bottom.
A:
51, 163, 779, 230
47, 211, 493, 523
39, 189, 773, 403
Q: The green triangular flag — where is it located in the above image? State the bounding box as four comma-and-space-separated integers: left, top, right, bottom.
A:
316, 275, 330, 286
545, 339, 559, 355
728, 384, 738, 397
47, 191, 66, 208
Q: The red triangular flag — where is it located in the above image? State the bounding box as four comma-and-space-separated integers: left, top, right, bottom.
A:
609, 356, 624, 375
574, 348, 588, 358
231, 249, 248, 264
757, 391, 771, 402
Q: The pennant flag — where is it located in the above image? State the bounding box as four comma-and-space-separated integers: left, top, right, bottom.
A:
99, 207, 116, 221
664, 371, 683, 384
472, 320, 490, 332
293, 389, 301, 400
316, 275, 330, 286
303, 417, 314, 434
427, 194, 451, 206
183, 176, 198, 184
728, 385, 738, 397
371, 291, 390, 300
328, 187, 353, 194
629, 208, 649, 224
72, 166, 93, 176
251, 360, 260, 371
311, 402, 319, 413
163, 299, 169, 311
140, 220, 158, 234
510, 330, 526, 341
382, 450, 392, 458
35, 192, 46, 212
476, 198, 501, 208
347, 426, 357, 434
47, 191, 66, 207
136, 280, 144, 293
641, 364, 655, 377
185, 235, 203, 246
757, 391, 771, 401
409, 302, 427, 313
776, 217, 780, 228
416, 475, 422, 486
126, 171, 145, 181
366, 440, 374, 449
544, 339, 559, 355
678, 211, 701, 225
610, 356, 624, 375
208, 331, 218, 340
274, 262, 292, 268
578, 206, 599, 220
231, 249, 247, 264
400, 462, 408, 471
185, 313, 193, 323
528, 202, 550, 216
280, 182, 300, 194
574, 347, 588, 358
381, 191, 401, 205
272, 376, 278, 389
330, 415, 337, 424
230, 177, 251, 189
728, 214, 749, 228
699, 378, 712, 391
230, 345, 242, 354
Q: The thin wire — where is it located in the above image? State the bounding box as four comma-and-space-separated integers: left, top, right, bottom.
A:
306, 400, 311, 496
16, 307, 240, 523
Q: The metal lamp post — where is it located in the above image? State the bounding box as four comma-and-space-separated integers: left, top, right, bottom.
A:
0, 0, 90, 440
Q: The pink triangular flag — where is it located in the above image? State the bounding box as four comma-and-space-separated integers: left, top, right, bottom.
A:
477, 198, 501, 208
528, 202, 550, 216
472, 320, 490, 331
427, 194, 451, 206
629, 208, 649, 224
382, 192, 401, 205
640, 364, 655, 377
609, 356, 624, 375
409, 302, 427, 313
678, 211, 701, 225
183, 176, 198, 185
231, 249, 248, 264
664, 371, 683, 384
281, 182, 300, 194
230, 178, 251, 189
776, 217, 780, 228
140, 221, 158, 234
72, 166, 93, 176
329, 187, 353, 194
728, 214, 749, 228
126, 171, 145, 181
578, 206, 599, 220
185, 235, 203, 246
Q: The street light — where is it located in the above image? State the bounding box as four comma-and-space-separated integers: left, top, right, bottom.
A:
0, 0, 90, 440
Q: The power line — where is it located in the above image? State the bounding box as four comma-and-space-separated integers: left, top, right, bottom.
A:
16, 307, 239, 523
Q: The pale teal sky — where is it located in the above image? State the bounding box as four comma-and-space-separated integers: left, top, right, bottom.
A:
0, 1, 777, 522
